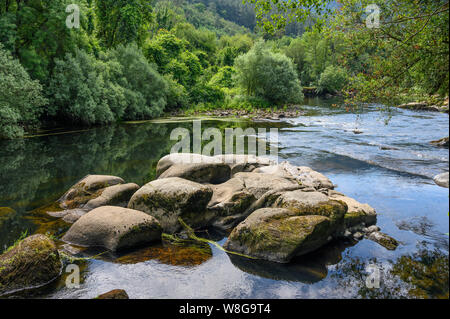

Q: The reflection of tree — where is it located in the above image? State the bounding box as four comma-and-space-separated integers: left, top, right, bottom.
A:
332, 246, 449, 299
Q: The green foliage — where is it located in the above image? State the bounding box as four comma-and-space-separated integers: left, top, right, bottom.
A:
318, 65, 349, 94
1, 0, 94, 83
48, 45, 167, 125
234, 41, 304, 104
209, 66, 237, 89
105, 44, 168, 120
95, 0, 153, 48
0, 46, 47, 139
189, 83, 225, 105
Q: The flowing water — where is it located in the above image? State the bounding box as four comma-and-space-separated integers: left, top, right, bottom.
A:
0, 98, 448, 299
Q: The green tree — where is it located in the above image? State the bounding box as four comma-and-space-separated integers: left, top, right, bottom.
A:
318, 65, 349, 94
234, 41, 304, 104
95, 0, 153, 48
0, 46, 47, 138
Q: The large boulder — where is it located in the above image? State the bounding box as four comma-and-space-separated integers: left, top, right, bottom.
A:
208, 177, 258, 230
159, 162, 231, 184
128, 178, 214, 233
434, 173, 449, 188
54, 175, 139, 223
62, 206, 162, 252
272, 190, 348, 225
156, 153, 274, 183
224, 208, 334, 263
254, 162, 334, 190
232, 172, 299, 199
58, 175, 126, 209
0, 234, 62, 296
328, 191, 377, 230
83, 183, 140, 210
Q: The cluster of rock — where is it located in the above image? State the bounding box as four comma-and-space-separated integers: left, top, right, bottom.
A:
44, 154, 396, 263
171, 107, 304, 121
0, 154, 400, 295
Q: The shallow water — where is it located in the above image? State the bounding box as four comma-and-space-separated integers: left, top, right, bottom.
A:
0, 98, 448, 299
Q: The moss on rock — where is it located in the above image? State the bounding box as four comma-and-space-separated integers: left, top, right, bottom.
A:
0, 234, 62, 296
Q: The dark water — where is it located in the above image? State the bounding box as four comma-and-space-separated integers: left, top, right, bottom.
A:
0, 98, 448, 299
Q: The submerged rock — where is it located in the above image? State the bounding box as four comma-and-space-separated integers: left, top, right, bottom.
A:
430, 137, 449, 148
0, 234, 62, 296
224, 208, 335, 263
367, 232, 399, 251
62, 206, 162, 252
434, 173, 449, 188
96, 289, 129, 299
128, 177, 214, 233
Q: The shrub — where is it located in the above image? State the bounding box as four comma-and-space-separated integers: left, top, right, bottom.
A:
106, 44, 168, 120
318, 65, 349, 94
0, 46, 47, 138
48, 45, 167, 125
234, 41, 303, 105
209, 66, 237, 89
189, 83, 225, 105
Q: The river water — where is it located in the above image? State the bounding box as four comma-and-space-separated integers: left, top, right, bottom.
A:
0, 98, 448, 299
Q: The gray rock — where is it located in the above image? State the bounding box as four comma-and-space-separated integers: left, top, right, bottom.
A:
224, 208, 334, 263
434, 173, 449, 188
84, 183, 140, 210
255, 162, 334, 190
353, 232, 364, 240
272, 190, 347, 225
232, 172, 299, 199
58, 175, 126, 209
328, 192, 377, 230
62, 206, 162, 252
159, 162, 231, 184
128, 178, 214, 233
208, 177, 257, 230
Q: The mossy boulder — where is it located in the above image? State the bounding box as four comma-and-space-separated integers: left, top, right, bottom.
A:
58, 175, 126, 209
62, 206, 162, 252
128, 177, 214, 233
223, 208, 334, 263
272, 190, 348, 226
328, 191, 377, 229
0, 234, 62, 296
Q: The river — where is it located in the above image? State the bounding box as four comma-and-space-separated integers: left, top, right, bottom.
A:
0, 98, 448, 299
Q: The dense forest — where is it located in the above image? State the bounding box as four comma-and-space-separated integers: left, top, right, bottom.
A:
0, 0, 448, 138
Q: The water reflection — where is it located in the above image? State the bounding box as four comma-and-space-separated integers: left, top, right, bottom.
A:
229, 241, 354, 284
